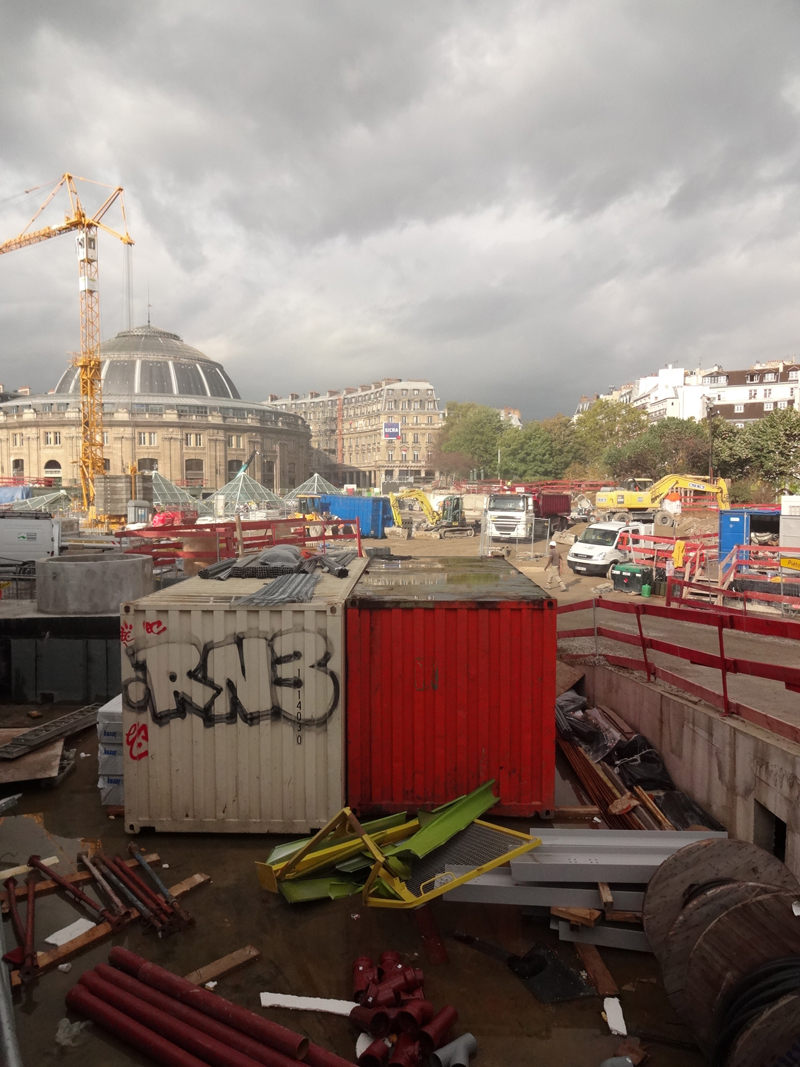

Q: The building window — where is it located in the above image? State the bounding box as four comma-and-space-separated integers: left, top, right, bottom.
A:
764, 402, 774, 410
764, 372, 777, 382
400, 400, 408, 410
11, 458, 24, 476
11, 433, 22, 447
387, 400, 395, 411
703, 375, 728, 385
227, 434, 244, 448
102, 431, 109, 445
763, 389, 772, 398
427, 389, 433, 397
401, 449, 407, 459
427, 401, 436, 410
790, 370, 799, 380
138, 458, 158, 472
184, 458, 204, 484
413, 451, 420, 462
387, 450, 394, 461
43, 431, 61, 446
734, 404, 744, 413
779, 400, 788, 409
413, 416, 419, 424
748, 389, 757, 399
412, 433, 419, 444
138, 431, 157, 446
426, 433, 433, 443
427, 451, 433, 460
401, 389, 408, 397
44, 431, 52, 445
746, 374, 760, 383
185, 432, 203, 447
412, 401, 420, 411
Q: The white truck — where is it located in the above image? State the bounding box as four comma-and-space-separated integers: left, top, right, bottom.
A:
487, 493, 535, 541
567, 520, 653, 578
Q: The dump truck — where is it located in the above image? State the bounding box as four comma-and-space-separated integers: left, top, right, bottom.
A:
487, 490, 571, 541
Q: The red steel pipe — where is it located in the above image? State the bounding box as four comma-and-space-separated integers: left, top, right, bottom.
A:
357, 1037, 390, 1067
353, 957, 377, 1002
109, 947, 308, 1059
377, 952, 402, 979
66, 985, 208, 1067
395, 1001, 434, 1034
349, 1005, 392, 1039
94, 965, 298, 1067
419, 1006, 458, 1056
80, 971, 267, 1067
303, 1043, 358, 1067
21, 871, 37, 983
387, 1034, 420, 1067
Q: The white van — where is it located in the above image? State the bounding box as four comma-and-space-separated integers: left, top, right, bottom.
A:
567, 521, 653, 578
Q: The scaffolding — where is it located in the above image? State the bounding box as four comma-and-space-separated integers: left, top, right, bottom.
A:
284, 473, 340, 502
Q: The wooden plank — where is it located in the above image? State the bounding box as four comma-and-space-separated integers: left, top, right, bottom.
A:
554, 806, 602, 819
1, 853, 160, 913
634, 787, 675, 830
170, 872, 211, 896
184, 945, 260, 985
598, 882, 613, 917
0, 855, 59, 880
573, 942, 618, 996
605, 910, 643, 925
10, 870, 209, 987
551, 906, 601, 927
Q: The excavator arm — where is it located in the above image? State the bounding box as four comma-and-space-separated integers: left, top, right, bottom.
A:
388, 489, 441, 527
647, 475, 730, 509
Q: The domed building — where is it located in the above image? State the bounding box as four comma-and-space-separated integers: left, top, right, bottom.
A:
0, 325, 310, 493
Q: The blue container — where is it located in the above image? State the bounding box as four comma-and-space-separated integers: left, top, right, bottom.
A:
317, 494, 394, 538
719, 507, 780, 577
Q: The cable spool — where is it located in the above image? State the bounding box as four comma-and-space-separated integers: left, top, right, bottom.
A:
657, 881, 790, 1015
642, 838, 800, 957
681, 891, 800, 1061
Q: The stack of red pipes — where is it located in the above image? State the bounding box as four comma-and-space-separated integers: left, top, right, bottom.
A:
66, 947, 357, 1067
349, 951, 458, 1067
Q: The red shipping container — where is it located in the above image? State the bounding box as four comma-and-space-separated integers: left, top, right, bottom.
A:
346, 558, 556, 816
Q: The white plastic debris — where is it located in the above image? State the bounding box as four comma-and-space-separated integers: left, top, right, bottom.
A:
79, 752, 90, 758
603, 997, 627, 1036
260, 992, 354, 1015
55, 1019, 92, 1048
356, 1033, 390, 1056
45, 917, 96, 946
162, 863, 170, 869
57, 963, 72, 974
793, 900, 800, 917
204, 980, 218, 991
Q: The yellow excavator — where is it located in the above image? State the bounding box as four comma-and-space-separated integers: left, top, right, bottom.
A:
595, 475, 730, 527
388, 489, 477, 537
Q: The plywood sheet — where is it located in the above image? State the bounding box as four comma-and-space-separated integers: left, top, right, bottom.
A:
0, 729, 64, 783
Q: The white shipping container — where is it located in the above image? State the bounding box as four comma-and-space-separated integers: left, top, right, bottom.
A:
120, 559, 367, 834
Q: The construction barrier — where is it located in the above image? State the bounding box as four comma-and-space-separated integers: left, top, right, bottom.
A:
557, 596, 800, 744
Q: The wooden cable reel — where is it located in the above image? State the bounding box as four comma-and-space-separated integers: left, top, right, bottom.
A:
657, 881, 789, 1015
681, 891, 800, 1061
642, 838, 800, 957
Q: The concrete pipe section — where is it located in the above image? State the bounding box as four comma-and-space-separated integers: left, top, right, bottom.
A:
36, 552, 153, 614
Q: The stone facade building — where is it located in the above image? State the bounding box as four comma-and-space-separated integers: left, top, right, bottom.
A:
268, 378, 443, 487
0, 325, 310, 492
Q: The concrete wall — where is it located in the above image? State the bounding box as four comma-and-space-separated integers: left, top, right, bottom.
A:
582, 663, 800, 880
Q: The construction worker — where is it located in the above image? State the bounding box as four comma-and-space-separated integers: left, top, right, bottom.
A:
544, 539, 567, 591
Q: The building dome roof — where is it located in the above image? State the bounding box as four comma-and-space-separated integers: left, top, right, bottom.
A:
53, 324, 241, 400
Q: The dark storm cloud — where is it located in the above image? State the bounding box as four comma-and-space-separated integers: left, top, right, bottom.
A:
2, 1, 800, 416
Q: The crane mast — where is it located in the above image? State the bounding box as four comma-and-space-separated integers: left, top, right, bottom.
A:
0, 174, 133, 509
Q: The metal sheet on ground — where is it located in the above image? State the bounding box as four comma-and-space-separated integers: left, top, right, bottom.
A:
0, 730, 64, 783
551, 919, 651, 953
444, 867, 646, 910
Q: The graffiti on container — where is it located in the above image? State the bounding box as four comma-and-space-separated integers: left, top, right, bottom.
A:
143, 619, 167, 635
120, 621, 133, 646
121, 626, 339, 731
126, 721, 149, 760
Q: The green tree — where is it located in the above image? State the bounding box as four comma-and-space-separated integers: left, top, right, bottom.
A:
498, 423, 558, 480
540, 414, 580, 475
572, 399, 649, 472
746, 408, 800, 484
434, 403, 503, 475
604, 418, 712, 481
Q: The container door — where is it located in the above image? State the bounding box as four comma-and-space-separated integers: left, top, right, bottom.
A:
720, 512, 748, 576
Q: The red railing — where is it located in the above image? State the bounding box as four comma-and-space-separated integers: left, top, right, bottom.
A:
557, 596, 800, 743
120, 516, 363, 567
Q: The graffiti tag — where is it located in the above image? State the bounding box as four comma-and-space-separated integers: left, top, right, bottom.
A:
122, 626, 339, 732
120, 622, 133, 646
143, 619, 167, 635
126, 721, 149, 760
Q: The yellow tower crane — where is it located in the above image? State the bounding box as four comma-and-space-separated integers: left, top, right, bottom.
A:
0, 174, 134, 509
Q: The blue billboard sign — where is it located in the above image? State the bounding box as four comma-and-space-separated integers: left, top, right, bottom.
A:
383, 421, 401, 440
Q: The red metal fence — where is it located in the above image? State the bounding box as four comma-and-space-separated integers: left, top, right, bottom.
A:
558, 596, 800, 745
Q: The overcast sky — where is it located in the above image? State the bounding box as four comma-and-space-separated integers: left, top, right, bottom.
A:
3, 1, 800, 419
